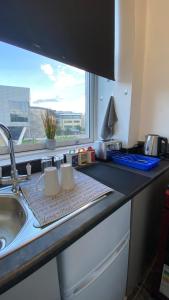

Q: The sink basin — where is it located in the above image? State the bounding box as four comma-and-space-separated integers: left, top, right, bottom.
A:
0, 182, 109, 258
0, 194, 27, 251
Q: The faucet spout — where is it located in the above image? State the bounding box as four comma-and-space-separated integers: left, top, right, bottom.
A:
0, 123, 18, 194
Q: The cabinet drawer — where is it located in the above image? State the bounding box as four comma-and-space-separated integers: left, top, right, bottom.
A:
58, 200, 131, 291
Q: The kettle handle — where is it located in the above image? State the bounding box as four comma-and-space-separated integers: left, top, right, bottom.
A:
158, 137, 168, 155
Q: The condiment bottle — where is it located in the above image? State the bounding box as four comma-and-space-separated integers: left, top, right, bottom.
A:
78, 148, 88, 165
87, 146, 96, 163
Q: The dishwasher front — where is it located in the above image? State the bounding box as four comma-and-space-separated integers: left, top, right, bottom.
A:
57, 200, 131, 300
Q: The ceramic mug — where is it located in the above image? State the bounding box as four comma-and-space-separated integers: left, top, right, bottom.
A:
60, 163, 75, 191
36, 166, 60, 196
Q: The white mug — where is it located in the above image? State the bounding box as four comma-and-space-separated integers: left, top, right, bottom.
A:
36, 167, 60, 196
60, 163, 75, 191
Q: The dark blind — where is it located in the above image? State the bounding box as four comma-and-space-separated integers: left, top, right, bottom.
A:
0, 0, 115, 80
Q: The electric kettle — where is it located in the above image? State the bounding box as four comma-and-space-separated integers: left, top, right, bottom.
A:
144, 134, 168, 156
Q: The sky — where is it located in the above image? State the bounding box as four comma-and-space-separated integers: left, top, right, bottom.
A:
0, 41, 86, 113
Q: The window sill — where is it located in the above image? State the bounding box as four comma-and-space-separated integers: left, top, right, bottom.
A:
0, 142, 93, 166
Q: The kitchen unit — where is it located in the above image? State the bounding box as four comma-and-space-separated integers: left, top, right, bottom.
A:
1, 160, 169, 300
127, 171, 169, 296
58, 201, 131, 300
1, 0, 169, 299
80, 161, 169, 297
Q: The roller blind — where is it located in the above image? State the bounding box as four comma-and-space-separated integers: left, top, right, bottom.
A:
0, 0, 115, 80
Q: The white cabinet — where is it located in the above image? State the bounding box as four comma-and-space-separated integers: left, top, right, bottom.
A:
0, 259, 61, 300
0, 201, 131, 300
58, 201, 131, 300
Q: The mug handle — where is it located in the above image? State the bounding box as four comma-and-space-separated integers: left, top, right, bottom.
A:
36, 173, 44, 192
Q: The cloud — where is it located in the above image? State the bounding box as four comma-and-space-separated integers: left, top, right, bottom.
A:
40, 63, 85, 90
33, 97, 62, 104
38, 63, 86, 113
54, 71, 84, 90
40, 64, 56, 81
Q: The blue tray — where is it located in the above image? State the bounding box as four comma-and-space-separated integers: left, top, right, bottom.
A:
111, 152, 160, 171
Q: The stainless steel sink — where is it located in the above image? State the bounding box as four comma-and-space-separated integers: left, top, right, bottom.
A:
0, 194, 27, 251
0, 124, 110, 258
0, 183, 108, 258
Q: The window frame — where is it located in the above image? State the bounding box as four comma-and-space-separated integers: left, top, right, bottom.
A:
0, 73, 95, 155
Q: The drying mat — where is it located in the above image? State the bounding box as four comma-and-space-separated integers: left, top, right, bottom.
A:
21, 170, 113, 227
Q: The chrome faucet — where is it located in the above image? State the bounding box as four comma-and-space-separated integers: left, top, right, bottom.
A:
0, 123, 19, 194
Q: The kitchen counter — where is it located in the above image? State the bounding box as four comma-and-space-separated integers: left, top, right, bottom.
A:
108, 159, 169, 180
79, 163, 150, 196
1, 159, 169, 294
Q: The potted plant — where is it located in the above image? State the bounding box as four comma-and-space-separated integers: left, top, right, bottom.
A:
41, 110, 57, 150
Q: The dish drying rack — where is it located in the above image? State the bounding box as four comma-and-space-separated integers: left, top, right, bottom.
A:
110, 152, 160, 171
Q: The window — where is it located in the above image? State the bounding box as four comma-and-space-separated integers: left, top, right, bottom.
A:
64, 121, 72, 124
10, 114, 28, 123
0, 42, 94, 153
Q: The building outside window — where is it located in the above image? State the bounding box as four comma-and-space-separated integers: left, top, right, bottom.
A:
0, 41, 94, 153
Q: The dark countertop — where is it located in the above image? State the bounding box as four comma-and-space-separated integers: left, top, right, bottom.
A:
107, 159, 169, 179
1, 159, 169, 294
80, 163, 150, 196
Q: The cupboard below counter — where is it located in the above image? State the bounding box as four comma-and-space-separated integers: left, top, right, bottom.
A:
1, 160, 169, 299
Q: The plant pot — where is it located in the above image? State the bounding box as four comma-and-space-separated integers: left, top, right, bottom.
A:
46, 139, 56, 150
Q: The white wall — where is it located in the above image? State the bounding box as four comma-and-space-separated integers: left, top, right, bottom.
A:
139, 0, 169, 140
128, 0, 147, 146
97, 0, 135, 147
97, 0, 169, 147
97, 0, 147, 148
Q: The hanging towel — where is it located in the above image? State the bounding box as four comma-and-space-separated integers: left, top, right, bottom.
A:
100, 96, 118, 140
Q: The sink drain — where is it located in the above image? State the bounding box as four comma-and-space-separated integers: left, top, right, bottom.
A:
0, 238, 6, 250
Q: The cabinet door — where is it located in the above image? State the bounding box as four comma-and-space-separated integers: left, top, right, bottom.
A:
65, 239, 129, 300
0, 259, 60, 300
58, 201, 131, 292
1, 1, 115, 80
127, 168, 169, 296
